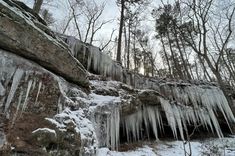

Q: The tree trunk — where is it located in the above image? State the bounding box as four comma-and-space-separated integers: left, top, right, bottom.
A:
116, 0, 125, 64
160, 35, 172, 78
124, 22, 128, 68
173, 26, 191, 80
198, 55, 212, 81
33, 0, 43, 14
127, 19, 131, 70
166, 30, 183, 79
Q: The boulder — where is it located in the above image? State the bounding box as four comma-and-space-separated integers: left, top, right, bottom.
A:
0, 0, 88, 87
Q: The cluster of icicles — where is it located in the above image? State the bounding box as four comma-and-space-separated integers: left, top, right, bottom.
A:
63, 35, 235, 150
66, 36, 123, 81
104, 85, 235, 150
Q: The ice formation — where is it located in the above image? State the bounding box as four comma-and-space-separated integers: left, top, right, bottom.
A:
121, 106, 163, 142
89, 81, 235, 151
4, 68, 24, 113
89, 93, 121, 150
21, 79, 33, 112
64, 36, 123, 81
34, 81, 42, 105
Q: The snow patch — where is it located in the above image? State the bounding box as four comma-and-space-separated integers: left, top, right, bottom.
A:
32, 128, 56, 137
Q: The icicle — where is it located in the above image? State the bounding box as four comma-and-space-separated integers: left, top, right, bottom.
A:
34, 81, 42, 105
4, 68, 24, 113
172, 105, 184, 140
108, 105, 120, 150
155, 107, 164, 134
146, 106, 159, 140
106, 113, 110, 148
11, 90, 23, 127
208, 109, 223, 138
160, 98, 178, 139
143, 107, 150, 139
21, 79, 33, 112
0, 82, 6, 96
122, 105, 165, 143
31, 79, 36, 90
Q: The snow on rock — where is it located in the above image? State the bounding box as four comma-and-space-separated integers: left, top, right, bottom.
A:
32, 128, 57, 145
32, 128, 56, 135
46, 108, 98, 156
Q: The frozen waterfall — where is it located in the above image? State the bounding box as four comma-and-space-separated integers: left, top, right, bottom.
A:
92, 84, 235, 151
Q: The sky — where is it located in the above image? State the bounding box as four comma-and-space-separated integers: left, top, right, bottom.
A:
21, 0, 120, 36
20, 0, 164, 69
20, 0, 159, 39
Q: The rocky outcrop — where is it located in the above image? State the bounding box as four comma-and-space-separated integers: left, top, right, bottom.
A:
0, 0, 88, 87
0, 0, 235, 155
88, 76, 235, 150
0, 49, 96, 155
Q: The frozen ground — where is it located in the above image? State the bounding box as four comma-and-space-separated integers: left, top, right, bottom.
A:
97, 136, 235, 156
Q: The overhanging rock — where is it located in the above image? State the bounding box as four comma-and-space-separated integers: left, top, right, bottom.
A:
0, 0, 88, 87
89, 77, 235, 150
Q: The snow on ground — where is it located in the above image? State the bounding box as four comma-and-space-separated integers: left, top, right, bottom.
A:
97, 136, 235, 156
97, 146, 156, 156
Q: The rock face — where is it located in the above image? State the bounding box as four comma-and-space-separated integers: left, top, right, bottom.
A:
0, 49, 96, 155
0, 0, 88, 87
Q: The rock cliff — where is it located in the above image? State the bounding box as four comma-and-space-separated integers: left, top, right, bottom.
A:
0, 0, 88, 87
0, 0, 235, 156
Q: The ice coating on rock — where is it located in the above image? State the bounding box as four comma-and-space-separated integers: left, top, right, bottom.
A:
22, 79, 33, 112
4, 68, 24, 113
65, 36, 123, 81
35, 81, 42, 105
89, 93, 121, 150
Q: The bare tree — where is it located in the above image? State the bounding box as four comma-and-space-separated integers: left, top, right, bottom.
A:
65, 0, 113, 45
180, 0, 235, 87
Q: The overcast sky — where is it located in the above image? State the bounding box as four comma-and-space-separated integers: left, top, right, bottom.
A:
21, 0, 163, 65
